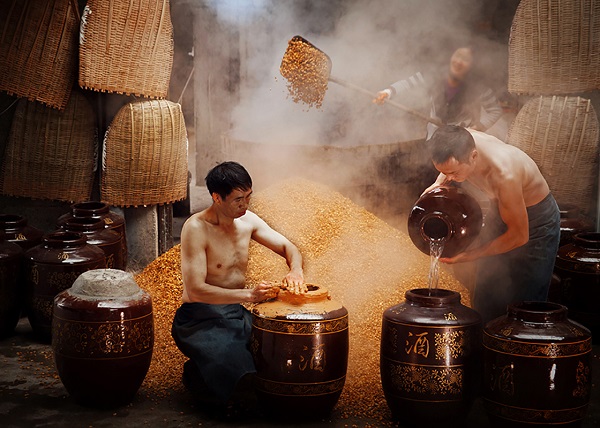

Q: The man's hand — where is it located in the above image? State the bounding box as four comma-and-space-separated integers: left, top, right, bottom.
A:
373, 91, 389, 105
283, 271, 306, 294
250, 281, 280, 303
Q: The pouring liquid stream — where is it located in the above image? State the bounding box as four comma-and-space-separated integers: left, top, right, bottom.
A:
428, 239, 444, 294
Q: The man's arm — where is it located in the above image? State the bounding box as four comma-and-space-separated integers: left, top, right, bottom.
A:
180, 217, 276, 304
442, 176, 529, 264
247, 211, 305, 293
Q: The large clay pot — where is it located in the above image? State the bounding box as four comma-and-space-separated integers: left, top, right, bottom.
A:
0, 237, 24, 338
57, 201, 127, 269
0, 213, 44, 251
407, 186, 483, 258
250, 284, 349, 420
59, 217, 124, 270
380, 288, 482, 427
483, 301, 592, 428
24, 231, 106, 341
553, 232, 600, 341
52, 269, 154, 408
558, 204, 594, 247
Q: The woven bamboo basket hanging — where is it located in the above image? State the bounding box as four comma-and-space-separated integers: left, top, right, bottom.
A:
508, 0, 600, 95
0, 90, 97, 202
101, 99, 188, 207
0, 0, 80, 110
506, 95, 599, 216
79, 0, 174, 99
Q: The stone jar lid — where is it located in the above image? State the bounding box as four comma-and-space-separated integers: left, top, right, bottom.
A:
70, 269, 144, 301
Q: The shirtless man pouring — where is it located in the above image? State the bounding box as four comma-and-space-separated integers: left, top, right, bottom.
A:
171, 161, 305, 416
424, 125, 560, 324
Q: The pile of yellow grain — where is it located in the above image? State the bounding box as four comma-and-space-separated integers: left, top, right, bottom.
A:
135, 177, 471, 421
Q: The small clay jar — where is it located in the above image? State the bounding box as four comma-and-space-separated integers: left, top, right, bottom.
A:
57, 201, 127, 269
483, 301, 592, 428
250, 284, 349, 420
53, 269, 154, 408
59, 217, 124, 270
407, 186, 483, 258
0, 237, 24, 338
380, 288, 482, 427
558, 203, 594, 247
0, 213, 44, 251
553, 232, 600, 341
24, 231, 106, 341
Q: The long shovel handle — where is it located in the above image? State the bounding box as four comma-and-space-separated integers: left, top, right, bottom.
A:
328, 75, 444, 127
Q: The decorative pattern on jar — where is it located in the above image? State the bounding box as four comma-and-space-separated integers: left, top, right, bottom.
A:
0, 213, 43, 251
483, 301, 592, 428
52, 269, 154, 407
59, 217, 124, 270
0, 237, 24, 338
407, 186, 483, 258
57, 201, 127, 269
24, 231, 106, 341
553, 232, 600, 342
380, 288, 482, 427
250, 284, 349, 420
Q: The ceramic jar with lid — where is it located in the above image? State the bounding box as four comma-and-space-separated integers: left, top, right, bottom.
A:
250, 283, 349, 420
24, 231, 106, 341
482, 301, 592, 427
407, 186, 483, 257
52, 269, 154, 407
380, 288, 482, 427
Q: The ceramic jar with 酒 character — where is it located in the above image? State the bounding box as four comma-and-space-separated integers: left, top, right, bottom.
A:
380, 288, 482, 427
57, 201, 127, 269
24, 231, 106, 341
553, 232, 600, 341
0, 237, 24, 338
250, 284, 349, 420
483, 301, 592, 428
53, 269, 154, 407
0, 213, 43, 251
59, 217, 124, 270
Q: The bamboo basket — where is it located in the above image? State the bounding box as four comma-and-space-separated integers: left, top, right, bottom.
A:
508, 0, 600, 95
0, 0, 80, 110
79, 0, 174, 99
0, 90, 97, 202
101, 100, 188, 207
506, 95, 599, 216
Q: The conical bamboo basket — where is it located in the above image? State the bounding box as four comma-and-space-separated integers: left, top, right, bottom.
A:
0, 0, 80, 110
79, 0, 174, 99
101, 99, 188, 207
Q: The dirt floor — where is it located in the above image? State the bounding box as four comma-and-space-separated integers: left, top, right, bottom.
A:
1, 316, 599, 428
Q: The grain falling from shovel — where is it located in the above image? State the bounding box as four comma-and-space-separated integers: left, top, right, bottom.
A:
280, 35, 330, 108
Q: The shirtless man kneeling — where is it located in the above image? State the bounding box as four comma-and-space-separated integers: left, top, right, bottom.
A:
171, 161, 305, 416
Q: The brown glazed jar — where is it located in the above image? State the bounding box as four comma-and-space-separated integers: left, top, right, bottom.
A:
558, 204, 594, 247
483, 301, 592, 428
380, 288, 482, 427
0, 213, 44, 251
0, 237, 24, 338
553, 232, 600, 342
407, 186, 483, 258
59, 217, 124, 270
57, 201, 127, 269
250, 284, 349, 420
24, 231, 106, 342
53, 269, 154, 408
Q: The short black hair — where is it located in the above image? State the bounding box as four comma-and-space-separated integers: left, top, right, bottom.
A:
428, 125, 475, 164
205, 161, 252, 200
